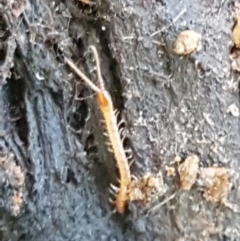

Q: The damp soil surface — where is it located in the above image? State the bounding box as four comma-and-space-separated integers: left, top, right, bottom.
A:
0, 0, 240, 241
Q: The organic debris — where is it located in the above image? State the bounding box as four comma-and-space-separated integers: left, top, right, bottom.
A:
174, 30, 202, 55
171, 155, 182, 164
178, 155, 199, 190
11, 0, 27, 18
198, 167, 231, 204
128, 172, 166, 203
0, 153, 25, 216
12, 191, 24, 216
165, 165, 176, 177
230, 49, 240, 71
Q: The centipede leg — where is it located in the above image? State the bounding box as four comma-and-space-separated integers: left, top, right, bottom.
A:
117, 120, 125, 129
100, 119, 106, 125
107, 147, 114, 153
125, 149, 133, 159
108, 197, 115, 204
129, 159, 135, 167
112, 209, 117, 214
114, 109, 120, 116
131, 174, 138, 180
126, 152, 133, 160
109, 184, 119, 196
109, 188, 116, 196
119, 127, 125, 137
121, 135, 127, 144
103, 132, 109, 137
105, 141, 112, 146
110, 183, 119, 192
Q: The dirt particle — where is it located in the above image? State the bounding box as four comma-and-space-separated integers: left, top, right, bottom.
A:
165, 166, 176, 177
174, 30, 202, 55
128, 172, 166, 203
178, 155, 199, 190
12, 190, 23, 216
230, 49, 240, 71
227, 103, 239, 117
171, 155, 181, 164
0, 153, 25, 216
198, 167, 231, 204
11, 0, 27, 18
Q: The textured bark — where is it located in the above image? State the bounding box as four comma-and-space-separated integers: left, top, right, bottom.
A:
0, 0, 239, 240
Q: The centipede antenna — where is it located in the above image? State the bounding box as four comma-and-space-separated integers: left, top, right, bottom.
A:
65, 57, 100, 93
89, 45, 105, 92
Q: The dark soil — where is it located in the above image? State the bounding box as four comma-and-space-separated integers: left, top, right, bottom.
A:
0, 0, 239, 240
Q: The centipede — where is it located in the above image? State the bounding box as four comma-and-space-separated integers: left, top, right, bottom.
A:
65, 46, 131, 213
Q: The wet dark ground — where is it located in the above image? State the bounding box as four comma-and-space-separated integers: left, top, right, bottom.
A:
0, 0, 239, 240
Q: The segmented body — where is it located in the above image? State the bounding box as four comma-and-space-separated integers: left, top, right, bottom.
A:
97, 91, 131, 213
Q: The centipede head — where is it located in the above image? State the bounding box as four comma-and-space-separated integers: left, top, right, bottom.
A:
97, 91, 112, 109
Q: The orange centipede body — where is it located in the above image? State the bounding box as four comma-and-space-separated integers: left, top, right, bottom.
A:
65, 46, 131, 213
97, 91, 131, 213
